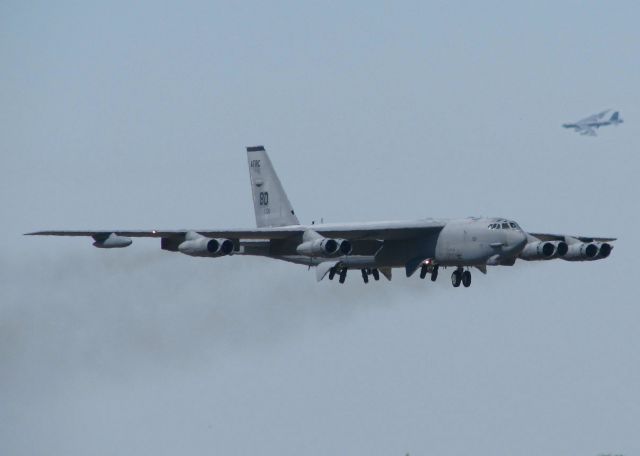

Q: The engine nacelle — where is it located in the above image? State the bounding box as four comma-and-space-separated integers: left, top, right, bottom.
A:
597, 242, 613, 259
296, 238, 352, 257
519, 241, 567, 260
178, 236, 234, 257
335, 238, 352, 255
93, 233, 132, 249
562, 242, 599, 261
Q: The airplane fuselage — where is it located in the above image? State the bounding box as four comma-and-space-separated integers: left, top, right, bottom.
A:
238, 217, 527, 269
29, 145, 615, 288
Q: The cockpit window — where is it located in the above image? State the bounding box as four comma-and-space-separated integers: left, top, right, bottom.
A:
509, 222, 517, 229
501, 223, 509, 229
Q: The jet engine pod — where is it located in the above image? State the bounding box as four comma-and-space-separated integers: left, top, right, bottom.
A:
178, 236, 234, 257
93, 233, 132, 248
562, 242, 599, 261
211, 238, 235, 255
597, 242, 612, 259
296, 237, 351, 257
335, 239, 352, 255
554, 241, 569, 257
519, 241, 557, 260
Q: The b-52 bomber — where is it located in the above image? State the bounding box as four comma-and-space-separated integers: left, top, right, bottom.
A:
27, 146, 615, 288
563, 109, 623, 136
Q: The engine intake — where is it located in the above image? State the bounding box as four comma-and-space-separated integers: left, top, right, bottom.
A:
562, 242, 599, 261
598, 242, 612, 259
178, 235, 234, 257
296, 238, 352, 257
519, 241, 566, 260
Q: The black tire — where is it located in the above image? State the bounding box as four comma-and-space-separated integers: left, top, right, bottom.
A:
339, 269, 347, 284
431, 266, 439, 282
462, 270, 471, 288
372, 269, 380, 281
419, 265, 428, 279
361, 269, 369, 284
328, 267, 336, 280
451, 270, 462, 287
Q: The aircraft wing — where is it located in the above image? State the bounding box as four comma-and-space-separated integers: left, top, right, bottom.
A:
26, 220, 446, 242
27, 228, 300, 240
529, 232, 616, 243
576, 109, 610, 124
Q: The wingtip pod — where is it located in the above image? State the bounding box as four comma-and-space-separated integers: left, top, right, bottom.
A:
92, 233, 132, 248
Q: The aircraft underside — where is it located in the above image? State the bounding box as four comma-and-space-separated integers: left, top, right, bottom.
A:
27, 145, 616, 290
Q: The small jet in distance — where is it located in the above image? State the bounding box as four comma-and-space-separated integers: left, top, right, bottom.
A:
563, 110, 623, 136
27, 146, 616, 289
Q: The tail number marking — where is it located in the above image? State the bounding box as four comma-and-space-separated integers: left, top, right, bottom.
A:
250, 160, 261, 168
259, 191, 269, 206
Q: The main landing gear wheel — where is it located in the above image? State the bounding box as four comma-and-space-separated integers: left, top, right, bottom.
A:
339, 268, 347, 284
462, 270, 471, 288
431, 265, 439, 282
451, 269, 462, 288
419, 265, 428, 279
361, 269, 369, 284
328, 267, 336, 281
371, 269, 380, 281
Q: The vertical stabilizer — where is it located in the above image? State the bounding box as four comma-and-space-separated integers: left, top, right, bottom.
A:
246, 146, 299, 227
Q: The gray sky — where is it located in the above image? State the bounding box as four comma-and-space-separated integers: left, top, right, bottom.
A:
1, 1, 639, 455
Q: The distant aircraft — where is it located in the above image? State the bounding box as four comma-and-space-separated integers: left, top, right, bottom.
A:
27, 146, 615, 288
563, 110, 623, 136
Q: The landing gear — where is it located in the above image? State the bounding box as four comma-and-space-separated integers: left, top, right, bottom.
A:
451, 268, 471, 288
431, 265, 439, 282
419, 262, 439, 282
451, 269, 462, 287
339, 268, 347, 284
330, 267, 379, 284
361, 269, 369, 284
462, 270, 471, 288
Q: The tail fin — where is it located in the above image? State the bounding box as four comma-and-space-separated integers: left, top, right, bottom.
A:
610, 111, 620, 121
246, 146, 299, 227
